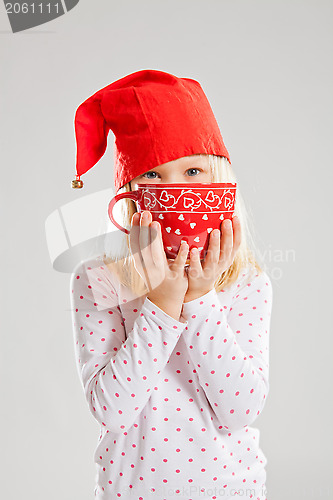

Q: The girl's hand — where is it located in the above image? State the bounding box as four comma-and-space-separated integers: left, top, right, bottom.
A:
183, 216, 242, 303
129, 211, 189, 321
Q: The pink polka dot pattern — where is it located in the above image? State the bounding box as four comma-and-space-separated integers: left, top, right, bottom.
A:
70, 257, 273, 499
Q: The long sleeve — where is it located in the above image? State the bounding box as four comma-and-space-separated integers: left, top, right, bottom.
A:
180, 267, 273, 432
69, 259, 188, 434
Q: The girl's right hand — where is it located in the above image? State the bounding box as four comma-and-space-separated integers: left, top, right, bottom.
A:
129, 211, 189, 321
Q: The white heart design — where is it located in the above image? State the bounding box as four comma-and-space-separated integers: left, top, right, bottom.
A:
167, 246, 172, 251
202, 214, 208, 220
205, 191, 215, 203
158, 214, 164, 219
219, 214, 224, 220
160, 190, 170, 202
166, 227, 171, 233
207, 228, 213, 233
143, 193, 155, 210
178, 214, 184, 220
183, 196, 195, 209
194, 236, 200, 242
175, 229, 181, 235
224, 196, 232, 208
190, 222, 196, 229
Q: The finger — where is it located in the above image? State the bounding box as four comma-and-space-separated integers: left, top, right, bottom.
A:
139, 211, 153, 266
187, 246, 202, 279
129, 212, 152, 283
230, 216, 242, 260
150, 221, 168, 269
202, 229, 220, 271
170, 240, 189, 272
129, 212, 142, 263
219, 218, 233, 264
134, 211, 155, 291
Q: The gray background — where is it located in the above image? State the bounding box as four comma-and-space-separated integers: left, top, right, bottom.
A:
1, 1, 332, 499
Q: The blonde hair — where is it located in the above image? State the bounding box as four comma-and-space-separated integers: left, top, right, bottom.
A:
102, 155, 263, 297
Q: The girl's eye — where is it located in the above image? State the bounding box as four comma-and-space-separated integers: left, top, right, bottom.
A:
142, 171, 159, 179
187, 168, 201, 176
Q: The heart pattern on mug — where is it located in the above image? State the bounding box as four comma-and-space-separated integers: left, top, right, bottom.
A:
205, 191, 216, 203
183, 197, 195, 209
109, 183, 237, 260
160, 190, 170, 202
224, 196, 233, 209
150, 187, 235, 260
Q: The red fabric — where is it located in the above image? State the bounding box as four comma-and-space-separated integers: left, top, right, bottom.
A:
74, 69, 231, 193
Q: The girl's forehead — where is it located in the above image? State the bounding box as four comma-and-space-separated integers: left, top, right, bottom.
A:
155, 155, 210, 169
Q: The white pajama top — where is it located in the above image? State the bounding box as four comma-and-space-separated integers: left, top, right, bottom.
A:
69, 256, 273, 500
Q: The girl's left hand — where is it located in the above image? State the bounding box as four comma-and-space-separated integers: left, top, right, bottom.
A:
183, 216, 242, 303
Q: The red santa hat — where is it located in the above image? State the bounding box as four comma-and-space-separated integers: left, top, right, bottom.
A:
72, 69, 231, 193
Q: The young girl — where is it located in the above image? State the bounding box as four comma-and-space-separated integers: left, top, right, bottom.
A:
70, 70, 273, 500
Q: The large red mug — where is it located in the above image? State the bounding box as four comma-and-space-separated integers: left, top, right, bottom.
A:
108, 182, 237, 260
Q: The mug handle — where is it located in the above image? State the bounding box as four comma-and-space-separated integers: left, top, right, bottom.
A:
108, 191, 140, 234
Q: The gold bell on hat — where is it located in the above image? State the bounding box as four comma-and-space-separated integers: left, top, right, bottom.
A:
72, 174, 83, 189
